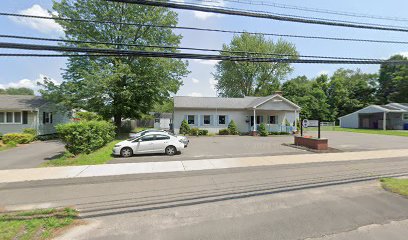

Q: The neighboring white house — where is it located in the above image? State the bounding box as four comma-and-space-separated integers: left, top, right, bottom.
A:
339, 103, 408, 130
0, 95, 71, 135
173, 93, 301, 134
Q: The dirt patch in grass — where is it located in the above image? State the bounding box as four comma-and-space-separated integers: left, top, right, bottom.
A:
380, 178, 408, 198
0, 208, 79, 240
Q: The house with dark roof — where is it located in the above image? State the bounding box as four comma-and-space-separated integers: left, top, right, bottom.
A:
0, 95, 71, 135
339, 103, 408, 130
173, 92, 301, 134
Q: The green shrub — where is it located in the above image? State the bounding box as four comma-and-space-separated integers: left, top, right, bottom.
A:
198, 129, 208, 136
56, 120, 116, 155
23, 128, 37, 136
218, 129, 230, 135
3, 133, 35, 144
75, 112, 103, 121
227, 120, 239, 135
179, 119, 190, 135
37, 134, 59, 141
0, 132, 2, 140
189, 127, 199, 136
258, 123, 268, 137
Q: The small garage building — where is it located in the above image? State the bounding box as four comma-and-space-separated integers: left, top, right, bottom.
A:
339, 103, 408, 130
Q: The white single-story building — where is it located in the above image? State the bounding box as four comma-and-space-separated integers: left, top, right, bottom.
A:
339, 103, 408, 130
173, 93, 301, 134
0, 95, 71, 135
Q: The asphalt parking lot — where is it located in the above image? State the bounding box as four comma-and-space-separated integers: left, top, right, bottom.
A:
109, 131, 408, 164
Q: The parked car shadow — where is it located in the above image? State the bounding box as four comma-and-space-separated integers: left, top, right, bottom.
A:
112, 151, 181, 159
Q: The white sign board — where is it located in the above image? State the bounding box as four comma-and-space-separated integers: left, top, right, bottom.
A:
302, 119, 319, 128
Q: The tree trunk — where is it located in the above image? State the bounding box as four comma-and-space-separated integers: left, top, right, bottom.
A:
114, 114, 122, 135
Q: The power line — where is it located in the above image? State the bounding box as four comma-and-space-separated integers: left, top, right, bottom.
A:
0, 34, 386, 61
198, 0, 408, 23
1, 42, 407, 65
106, 0, 408, 32
2, 12, 408, 45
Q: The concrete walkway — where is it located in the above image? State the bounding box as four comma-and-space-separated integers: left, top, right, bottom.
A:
1, 149, 408, 184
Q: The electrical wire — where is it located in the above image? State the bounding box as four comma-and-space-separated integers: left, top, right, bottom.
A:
1, 12, 408, 45
106, 0, 408, 32
197, 0, 408, 23
0, 34, 386, 61
1, 42, 407, 65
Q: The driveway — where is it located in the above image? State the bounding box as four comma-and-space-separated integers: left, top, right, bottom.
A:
109, 135, 308, 164
0, 140, 65, 169
110, 131, 408, 164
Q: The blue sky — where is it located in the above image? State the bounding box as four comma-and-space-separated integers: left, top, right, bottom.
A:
1, 0, 408, 97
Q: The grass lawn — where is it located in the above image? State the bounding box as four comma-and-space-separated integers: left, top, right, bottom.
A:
0, 208, 78, 240
333, 126, 408, 137
380, 178, 408, 197
0, 141, 17, 152
41, 140, 121, 167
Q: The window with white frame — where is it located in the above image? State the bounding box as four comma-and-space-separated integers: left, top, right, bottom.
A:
269, 116, 276, 124
187, 115, 195, 125
0, 112, 23, 124
218, 115, 226, 125
43, 112, 53, 124
203, 115, 211, 125
404, 113, 408, 120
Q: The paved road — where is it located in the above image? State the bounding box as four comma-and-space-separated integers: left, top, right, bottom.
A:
0, 140, 65, 169
110, 132, 408, 164
1, 157, 408, 239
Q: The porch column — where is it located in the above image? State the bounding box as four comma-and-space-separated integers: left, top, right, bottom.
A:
253, 108, 257, 131
294, 110, 297, 130
383, 112, 387, 130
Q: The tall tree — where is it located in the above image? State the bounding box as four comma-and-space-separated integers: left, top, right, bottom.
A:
214, 33, 298, 97
377, 55, 408, 103
41, 0, 188, 130
282, 76, 331, 121
327, 68, 377, 118
0, 87, 34, 95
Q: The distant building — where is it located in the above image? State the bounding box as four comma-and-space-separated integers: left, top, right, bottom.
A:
173, 93, 301, 134
0, 95, 71, 135
339, 103, 408, 130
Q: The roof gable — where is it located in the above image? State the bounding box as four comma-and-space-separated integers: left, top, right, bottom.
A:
0, 95, 48, 110
174, 94, 300, 110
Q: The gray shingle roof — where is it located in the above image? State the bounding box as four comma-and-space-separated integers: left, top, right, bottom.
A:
0, 95, 48, 110
174, 95, 300, 110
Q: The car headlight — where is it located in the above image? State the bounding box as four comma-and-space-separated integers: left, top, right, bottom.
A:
114, 144, 121, 147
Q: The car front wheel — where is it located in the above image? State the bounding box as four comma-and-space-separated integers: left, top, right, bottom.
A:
120, 147, 133, 158
165, 146, 177, 156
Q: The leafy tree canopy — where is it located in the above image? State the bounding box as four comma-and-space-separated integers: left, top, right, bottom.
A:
214, 33, 298, 97
40, 0, 189, 130
377, 54, 408, 103
0, 87, 34, 95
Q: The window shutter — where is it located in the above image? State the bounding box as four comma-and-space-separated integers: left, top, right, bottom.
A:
50, 113, 53, 124
226, 115, 230, 125
215, 115, 218, 126
210, 115, 214, 126
194, 115, 198, 126
22, 111, 28, 124
200, 115, 204, 126
43, 112, 46, 124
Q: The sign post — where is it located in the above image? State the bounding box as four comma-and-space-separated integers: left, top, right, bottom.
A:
301, 119, 321, 139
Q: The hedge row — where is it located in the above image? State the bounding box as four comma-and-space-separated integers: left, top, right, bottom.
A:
56, 120, 115, 155
2, 133, 35, 144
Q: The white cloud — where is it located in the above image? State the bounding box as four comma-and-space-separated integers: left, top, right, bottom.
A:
317, 70, 329, 76
209, 77, 218, 92
0, 74, 60, 94
192, 78, 200, 84
191, 59, 220, 66
193, 0, 225, 20
9, 4, 63, 34
188, 92, 203, 97
397, 52, 408, 58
